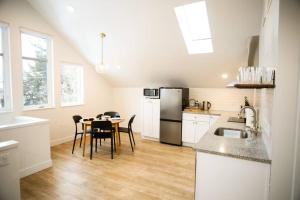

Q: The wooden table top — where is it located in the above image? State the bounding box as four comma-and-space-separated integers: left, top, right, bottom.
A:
80, 118, 125, 125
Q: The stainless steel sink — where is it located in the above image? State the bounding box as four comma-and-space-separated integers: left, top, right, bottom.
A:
214, 127, 248, 139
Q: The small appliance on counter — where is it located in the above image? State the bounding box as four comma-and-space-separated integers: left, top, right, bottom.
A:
202, 101, 212, 111
143, 88, 159, 98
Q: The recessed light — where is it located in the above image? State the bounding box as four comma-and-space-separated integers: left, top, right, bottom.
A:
222, 73, 228, 79
116, 65, 121, 70
66, 5, 75, 13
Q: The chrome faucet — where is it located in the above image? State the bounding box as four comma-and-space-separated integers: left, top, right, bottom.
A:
239, 106, 258, 133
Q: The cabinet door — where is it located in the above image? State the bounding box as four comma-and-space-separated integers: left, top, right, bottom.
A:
142, 99, 153, 137
152, 99, 160, 139
195, 121, 210, 143
182, 120, 196, 143
209, 116, 219, 127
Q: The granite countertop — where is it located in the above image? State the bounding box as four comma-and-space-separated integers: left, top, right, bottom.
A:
190, 110, 271, 164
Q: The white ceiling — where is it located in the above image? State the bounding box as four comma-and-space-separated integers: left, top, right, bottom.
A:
27, 0, 262, 87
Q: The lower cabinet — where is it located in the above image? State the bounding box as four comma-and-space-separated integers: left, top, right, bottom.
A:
195, 152, 270, 200
142, 98, 160, 139
182, 113, 218, 146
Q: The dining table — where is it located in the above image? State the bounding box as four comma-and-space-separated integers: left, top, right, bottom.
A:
80, 118, 125, 157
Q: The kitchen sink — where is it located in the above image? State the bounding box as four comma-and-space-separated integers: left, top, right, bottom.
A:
214, 127, 248, 139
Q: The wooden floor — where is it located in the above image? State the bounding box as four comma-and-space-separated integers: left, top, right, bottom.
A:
21, 133, 195, 200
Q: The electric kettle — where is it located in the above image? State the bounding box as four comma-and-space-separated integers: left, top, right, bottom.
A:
202, 101, 211, 111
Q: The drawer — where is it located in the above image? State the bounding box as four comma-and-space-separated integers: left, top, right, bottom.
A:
183, 113, 210, 122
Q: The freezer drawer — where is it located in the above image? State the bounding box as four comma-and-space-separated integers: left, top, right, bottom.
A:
159, 120, 182, 145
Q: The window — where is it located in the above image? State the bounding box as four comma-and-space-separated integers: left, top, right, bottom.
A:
175, 1, 213, 54
61, 63, 84, 106
0, 23, 12, 112
21, 31, 53, 109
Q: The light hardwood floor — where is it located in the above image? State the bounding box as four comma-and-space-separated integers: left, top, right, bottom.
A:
21, 133, 195, 200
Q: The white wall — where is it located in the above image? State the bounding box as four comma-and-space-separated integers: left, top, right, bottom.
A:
268, 0, 300, 199
256, 0, 279, 157
112, 87, 254, 133
189, 88, 254, 111
0, 0, 113, 145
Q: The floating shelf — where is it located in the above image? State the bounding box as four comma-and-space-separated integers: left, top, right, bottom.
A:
233, 83, 275, 89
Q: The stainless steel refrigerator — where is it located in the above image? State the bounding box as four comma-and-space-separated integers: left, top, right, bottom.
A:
159, 87, 189, 145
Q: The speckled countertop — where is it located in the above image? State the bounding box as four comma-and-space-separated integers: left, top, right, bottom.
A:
184, 109, 271, 164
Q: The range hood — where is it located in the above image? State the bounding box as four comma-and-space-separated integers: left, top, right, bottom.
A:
247, 35, 259, 66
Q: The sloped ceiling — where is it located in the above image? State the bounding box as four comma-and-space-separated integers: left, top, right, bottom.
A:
27, 0, 262, 87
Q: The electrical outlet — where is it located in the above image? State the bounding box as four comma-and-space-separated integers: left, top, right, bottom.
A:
0, 152, 9, 166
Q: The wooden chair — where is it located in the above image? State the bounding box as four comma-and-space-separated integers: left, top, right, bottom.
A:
72, 115, 91, 154
90, 121, 116, 159
119, 115, 136, 152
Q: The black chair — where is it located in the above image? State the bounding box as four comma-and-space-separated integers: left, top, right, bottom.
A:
104, 111, 120, 118
90, 121, 116, 159
96, 114, 103, 119
119, 115, 136, 152
72, 115, 91, 154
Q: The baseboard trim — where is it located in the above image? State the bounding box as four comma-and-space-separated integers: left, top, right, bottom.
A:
19, 159, 52, 178
51, 135, 74, 146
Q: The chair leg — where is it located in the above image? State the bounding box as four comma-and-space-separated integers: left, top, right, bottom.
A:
113, 134, 116, 152
118, 131, 121, 144
90, 135, 93, 160
79, 134, 83, 147
72, 134, 77, 154
95, 138, 98, 152
111, 135, 114, 159
131, 129, 136, 146
128, 132, 134, 152
100, 138, 102, 146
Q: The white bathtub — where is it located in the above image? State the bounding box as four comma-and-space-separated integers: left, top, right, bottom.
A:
0, 116, 52, 178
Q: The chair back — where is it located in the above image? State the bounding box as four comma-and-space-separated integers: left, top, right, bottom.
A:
73, 115, 82, 124
73, 115, 83, 133
96, 114, 103, 119
128, 114, 136, 129
91, 120, 112, 133
104, 111, 120, 118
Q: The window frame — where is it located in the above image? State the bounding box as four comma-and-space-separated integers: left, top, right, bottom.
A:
60, 63, 84, 107
20, 29, 54, 111
0, 22, 12, 113
174, 1, 214, 54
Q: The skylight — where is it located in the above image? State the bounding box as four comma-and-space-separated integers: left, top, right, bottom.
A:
175, 1, 213, 54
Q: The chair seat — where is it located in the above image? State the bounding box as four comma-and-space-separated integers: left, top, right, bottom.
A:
119, 127, 129, 133
77, 128, 91, 135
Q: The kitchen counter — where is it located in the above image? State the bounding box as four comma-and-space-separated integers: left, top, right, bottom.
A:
183, 108, 221, 116
191, 110, 271, 164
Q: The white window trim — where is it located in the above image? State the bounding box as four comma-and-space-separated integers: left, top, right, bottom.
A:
20, 29, 55, 111
174, 1, 214, 54
60, 63, 84, 107
0, 22, 13, 113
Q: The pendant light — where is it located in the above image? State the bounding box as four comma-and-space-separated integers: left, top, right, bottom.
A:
95, 33, 106, 73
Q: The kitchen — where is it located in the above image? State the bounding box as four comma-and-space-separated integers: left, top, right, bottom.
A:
0, 0, 299, 200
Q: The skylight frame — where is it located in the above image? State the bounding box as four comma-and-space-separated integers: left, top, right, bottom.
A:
175, 1, 213, 54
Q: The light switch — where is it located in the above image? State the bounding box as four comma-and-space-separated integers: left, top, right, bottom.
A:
0, 152, 9, 166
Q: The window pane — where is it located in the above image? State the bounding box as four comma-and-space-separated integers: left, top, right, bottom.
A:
22, 59, 48, 106
184, 1, 211, 40
0, 56, 4, 108
21, 33, 47, 59
61, 64, 83, 106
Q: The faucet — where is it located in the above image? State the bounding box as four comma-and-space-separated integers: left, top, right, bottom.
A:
239, 106, 259, 134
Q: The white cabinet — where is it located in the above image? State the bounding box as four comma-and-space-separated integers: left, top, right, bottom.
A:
195, 152, 270, 200
182, 120, 195, 143
142, 98, 160, 139
182, 113, 218, 146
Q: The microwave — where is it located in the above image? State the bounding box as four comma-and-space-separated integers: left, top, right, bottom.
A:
143, 88, 159, 97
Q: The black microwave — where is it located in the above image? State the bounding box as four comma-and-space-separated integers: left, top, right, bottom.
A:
143, 88, 159, 97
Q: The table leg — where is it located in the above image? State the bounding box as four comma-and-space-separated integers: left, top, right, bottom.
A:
115, 124, 121, 146
82, 124, 87, 157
